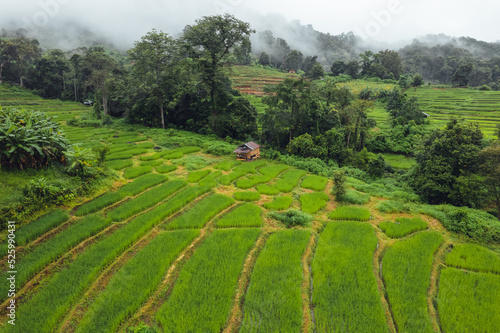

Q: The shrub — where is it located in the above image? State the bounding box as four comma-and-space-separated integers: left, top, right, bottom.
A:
264, 196, 293, 211
0, 107, 70, 169
65, 145, 97, 177
234, 191, 261, 202
300, 192, 329, 214
268, 209, 312, 227
329, 206, 371, 221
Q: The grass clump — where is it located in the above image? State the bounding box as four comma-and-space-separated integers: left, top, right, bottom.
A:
214, 160, 241, 171
173, 155, 215, 170
445, 243, 500, 274
276, 169, 307, 193
123, 166, 153, 179
106, 159, 133, 170
438, 268, 500, 333
117, 174, 168, 196
379, 217, 428, 238
376, 200, 412, 213
256, 184, 279, 195
187, 169, 211, 183
382, 231, 443, 333
329, 206, 371, 221
166, 194, 234, 230
258, 164, 290, 178
74, 230, 199, 333
312, 222, 389, 333
269, 209, 312, 227
139, 153, 162, 161
234, 191, 261, 202
216, 203, 262, 228
301, 175, 328, 191
300, 192, 329, 214
108, 180, 187, 222
199, 171, 222, 188
236, 174, 270, 189
75, 192, 126, 216
139, 160, 163, 167
241, 230, 310, 332
156, 164, 177, 174
14, 210, 70, 246
156, 229, 260, 333
106, 152, 133, 161
264, 196, 293, 211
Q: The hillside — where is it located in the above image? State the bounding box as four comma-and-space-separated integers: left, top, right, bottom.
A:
0, 87, 499, 332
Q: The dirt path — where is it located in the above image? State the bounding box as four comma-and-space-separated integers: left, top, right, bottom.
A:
301, 233, 318, 333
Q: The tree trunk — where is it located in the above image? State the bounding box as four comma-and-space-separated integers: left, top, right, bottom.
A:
0, 62, 4, 84
19, 75, 23, 87
74, 79, 77, 101
211, 55, 217, 132
160, 100, 165, 129
102, 92, 108, 116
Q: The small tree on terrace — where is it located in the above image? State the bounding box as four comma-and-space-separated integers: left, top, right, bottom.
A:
129, 29, 177, 129
332, 170, 347, 201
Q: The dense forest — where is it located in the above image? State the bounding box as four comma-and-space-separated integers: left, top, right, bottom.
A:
1, 14, 500, 220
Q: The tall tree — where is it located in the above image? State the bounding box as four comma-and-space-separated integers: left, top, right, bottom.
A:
479, 141, 500, 219
129, 29, 177, 129
183, 14, 254, 131
379, 49, 403, 79
82, 47, 117, 116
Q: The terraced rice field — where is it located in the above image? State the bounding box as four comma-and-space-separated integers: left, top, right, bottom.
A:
1, 84, 499, 333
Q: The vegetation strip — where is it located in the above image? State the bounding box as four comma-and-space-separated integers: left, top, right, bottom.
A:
329, 206, 371, 221
437, 267, 500, 333
382, 231, 443, 333
300, 192, 329, 214
166, 194, 235, 230
445, 243, 500, 274
74, 230, 200, 333
234, 191, 261, 202
107, 180, 187, 222
3, 186, 208, 333
263, 196, 293, 210
240, 230, 310, 333
156, 229, 260, 333
11, 209, 69, 246
216, 203, 263, 228
312, 222, 389, 333
379, 216, 428, 238
276, 169, 307, 193
0, 214, 110, 303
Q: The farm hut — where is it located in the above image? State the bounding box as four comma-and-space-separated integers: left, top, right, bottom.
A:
422, 112, 430, 118
234, 141, 261, 161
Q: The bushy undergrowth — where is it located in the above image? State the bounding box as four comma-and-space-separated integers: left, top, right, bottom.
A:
339, 189, 371, 205
268, 209, 312, 227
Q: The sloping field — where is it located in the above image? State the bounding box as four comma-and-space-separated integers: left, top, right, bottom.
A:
228, 65, 299, 96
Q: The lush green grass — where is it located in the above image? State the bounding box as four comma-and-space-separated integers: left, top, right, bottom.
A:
156, 229, 260, 333
312, 222, 389, 333
300, 192, 329, 214
75, 192, 126, 217
14, 209, 69, 246
117, 174, 168, 196
301, 175, 328, 191
122, 166, 153, 179
445, 243, 500, 274
187, 169, 211, 183
214, 160, 241, 171
0, 214, 110, 303
381, 153, 417, 170
108, 180, 187, 222
156, 164, 177, 174
139, 153, 163, 161
258, 164, 290, 178
236, 174, 271, 189
256, 184, 280, 195
264, 196, 293, 211
241, 230, 310, 332
382, 231, 443, 333
269, 210, 312, 228
234, 191, 261, 202
6, 185, 209, 333
166, 194, 234, 230
199, 171, 222, 188
379, 217, 428, 238
106, 159, 133, 170
75, 230, 199, 333
219, 160, 267, 185
438, 268, 500, 333
215, 203, 263, 228
172, 154, 215, 170
276, 169, 307, 193
340, 189, 371, 205
139, 159, 164, 167
329, 206, 371, 221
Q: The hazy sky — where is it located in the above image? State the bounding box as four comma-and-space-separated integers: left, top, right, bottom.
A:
1, 0, 499, 47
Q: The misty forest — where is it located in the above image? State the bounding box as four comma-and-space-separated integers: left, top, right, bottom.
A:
0, 11, 500, 333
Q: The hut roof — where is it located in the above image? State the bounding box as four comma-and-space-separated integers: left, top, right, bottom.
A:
233, 141, 261, 154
